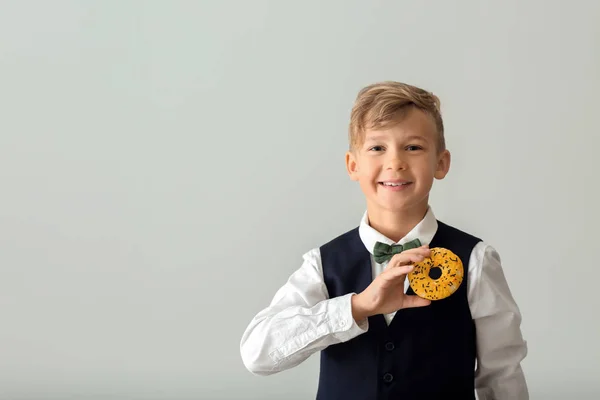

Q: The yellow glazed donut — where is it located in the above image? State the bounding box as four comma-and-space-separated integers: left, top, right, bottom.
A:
408, 247, 463, 301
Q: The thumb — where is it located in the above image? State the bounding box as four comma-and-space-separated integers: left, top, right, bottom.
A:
402, 294, 431, 309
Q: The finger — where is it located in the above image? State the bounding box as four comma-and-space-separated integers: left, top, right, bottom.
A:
382, 264, 415, 281
401, 294, 431, 309
403, 246, 431, 256
387, 251, 429, 267
398, 246, 431, 256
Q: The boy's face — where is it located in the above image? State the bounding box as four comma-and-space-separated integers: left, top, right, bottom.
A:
345, 108, 450, 216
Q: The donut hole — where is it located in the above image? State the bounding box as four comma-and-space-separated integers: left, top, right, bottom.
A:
428, 266, 442, 280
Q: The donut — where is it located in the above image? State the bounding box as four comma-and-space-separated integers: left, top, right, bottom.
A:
408, 247, 463, 300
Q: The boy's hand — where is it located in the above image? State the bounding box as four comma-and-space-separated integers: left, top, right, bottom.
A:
351, 246, 432, 322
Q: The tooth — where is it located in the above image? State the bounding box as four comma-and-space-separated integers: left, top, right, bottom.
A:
383, 182, 407, 186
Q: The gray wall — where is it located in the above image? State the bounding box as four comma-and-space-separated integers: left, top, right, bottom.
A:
0, 1, 598, 399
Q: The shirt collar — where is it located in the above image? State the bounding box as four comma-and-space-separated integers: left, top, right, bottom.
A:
358, 207, 438, 255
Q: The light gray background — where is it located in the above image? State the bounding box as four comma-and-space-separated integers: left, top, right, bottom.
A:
0, 1, 598, 399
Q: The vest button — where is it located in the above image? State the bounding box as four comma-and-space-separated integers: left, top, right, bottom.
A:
383, 373, 394, 383
385, 341, 395, 351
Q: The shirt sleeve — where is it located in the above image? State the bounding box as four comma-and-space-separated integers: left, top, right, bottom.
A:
469, 242, 529, 400
239, 247, 368, 376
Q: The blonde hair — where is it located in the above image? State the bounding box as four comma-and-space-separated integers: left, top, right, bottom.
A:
348, 81, 445, 151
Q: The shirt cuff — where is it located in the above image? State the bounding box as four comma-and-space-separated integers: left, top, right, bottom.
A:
475, 370, 529, 400
329, 293, 369, 342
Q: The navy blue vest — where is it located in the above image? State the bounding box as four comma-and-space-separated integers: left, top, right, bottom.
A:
317, 221, 481, 400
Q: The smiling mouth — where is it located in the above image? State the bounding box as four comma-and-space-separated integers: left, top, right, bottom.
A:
378, 181, 413, 187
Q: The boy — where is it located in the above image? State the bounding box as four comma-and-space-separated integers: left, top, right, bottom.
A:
240, 81, 528, 399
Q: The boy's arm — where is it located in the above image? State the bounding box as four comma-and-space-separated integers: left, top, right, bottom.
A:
240, 248, 368, 376
471, 243, 529, 400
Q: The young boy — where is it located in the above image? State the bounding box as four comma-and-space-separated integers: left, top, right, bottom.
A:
240, 81, 528, 399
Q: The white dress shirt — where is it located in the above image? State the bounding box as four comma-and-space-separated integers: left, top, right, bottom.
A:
240, 207, 528, 400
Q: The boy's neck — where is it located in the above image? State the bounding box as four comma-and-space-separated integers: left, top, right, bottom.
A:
366, 203, 429, 243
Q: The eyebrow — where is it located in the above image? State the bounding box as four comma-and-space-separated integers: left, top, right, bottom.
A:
363, 135, 387, 143
404, 135, 428, 143
364, 134, 427, 143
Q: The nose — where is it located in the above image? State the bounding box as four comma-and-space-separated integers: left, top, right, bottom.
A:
385, 151, 407, 171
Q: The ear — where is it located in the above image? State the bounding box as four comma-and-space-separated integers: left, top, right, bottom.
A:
434, 149, 451, 180
345, 150, 360, 181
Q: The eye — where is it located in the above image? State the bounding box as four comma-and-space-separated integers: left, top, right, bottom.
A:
368, 145, 385, 152
406, 145, 423, 151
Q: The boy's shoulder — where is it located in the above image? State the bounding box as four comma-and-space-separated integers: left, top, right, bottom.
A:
436, 219, 483, 243
318, 226, 361, 251
316, 219, 483, 247
306, 218, 486, 263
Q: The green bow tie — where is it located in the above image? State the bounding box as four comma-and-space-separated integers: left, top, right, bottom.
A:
373, 238, 422, 264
